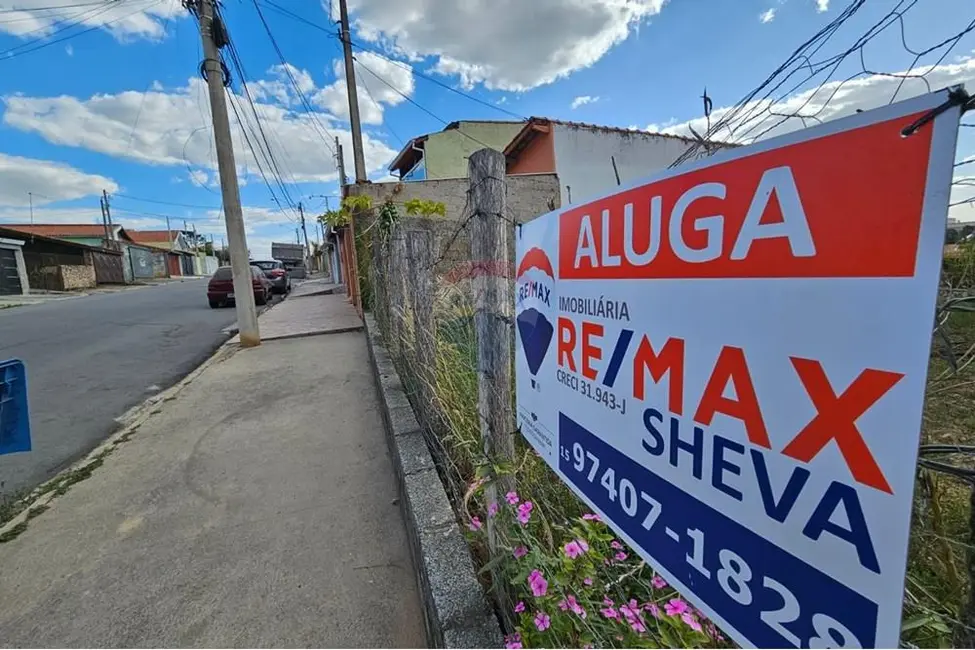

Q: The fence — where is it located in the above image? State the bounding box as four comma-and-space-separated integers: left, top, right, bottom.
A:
355, 125, 975, 648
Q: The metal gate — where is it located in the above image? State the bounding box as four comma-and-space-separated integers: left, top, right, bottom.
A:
91, 250, 124, 284
127, 246, 155, 280
181, 255, 194, 276
0, 248, 22, 295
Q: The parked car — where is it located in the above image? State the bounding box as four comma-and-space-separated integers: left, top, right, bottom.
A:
250, 259, 291, 294
207, 265, 272, 308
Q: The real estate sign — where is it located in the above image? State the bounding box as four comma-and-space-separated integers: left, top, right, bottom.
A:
515, 89, 963, 648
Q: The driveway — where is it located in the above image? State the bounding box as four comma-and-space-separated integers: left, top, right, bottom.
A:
0, 280, 280, 496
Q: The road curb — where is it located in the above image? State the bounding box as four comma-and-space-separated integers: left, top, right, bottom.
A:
0, 337, 241, 540
363, 312, 503, 649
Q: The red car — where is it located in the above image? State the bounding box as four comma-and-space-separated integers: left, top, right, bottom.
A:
207, 266, 272, 308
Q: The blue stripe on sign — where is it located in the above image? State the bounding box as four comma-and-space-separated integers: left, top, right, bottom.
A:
557, 413, 877, 648
602, 329, 633, 388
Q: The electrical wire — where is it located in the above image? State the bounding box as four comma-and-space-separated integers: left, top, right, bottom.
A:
249, 0, 336, 156
111, 193, 222, 210
0, 0, 163, 62
258, 0, 527, 122
0, 1, 111, 13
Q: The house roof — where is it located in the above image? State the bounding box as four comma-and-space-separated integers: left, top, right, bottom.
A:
127, 230, 179, 244
503, 117, 724, 164
0, 223, 125, 239
0, 225, 122, 255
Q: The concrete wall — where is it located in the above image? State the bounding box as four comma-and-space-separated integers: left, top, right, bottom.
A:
552, 124, 734, 206
424, 122, 524, 180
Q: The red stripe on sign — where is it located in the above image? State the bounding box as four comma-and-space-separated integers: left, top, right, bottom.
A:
558, 111, 934, 280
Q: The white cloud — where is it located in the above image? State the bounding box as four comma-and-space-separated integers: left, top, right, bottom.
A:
2, 75, 399, 184
0, 0, 184, 40
571, 95, 600, 109
0, 153, 117, 207
311, 51, 415, 124
816, 0, 829, 12
760, 8, 776, 23
64, 44, 73, 56
188, 169, 210, 187
649, 57, 975, 146
340, 0, 666, 91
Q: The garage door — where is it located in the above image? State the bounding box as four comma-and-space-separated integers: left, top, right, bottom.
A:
0, 248, 22, 296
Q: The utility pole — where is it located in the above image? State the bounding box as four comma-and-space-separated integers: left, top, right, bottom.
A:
296, 227, 301, 245
28, 192, 33, 225
103, 189, 115, 248
337, 0, 366, 183
299, 202, 310, 262
335, 137, 348, 191
99, 195, 110, 246
193, 0, 260, 346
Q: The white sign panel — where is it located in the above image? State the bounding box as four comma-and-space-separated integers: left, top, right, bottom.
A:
514, 90, 962, 648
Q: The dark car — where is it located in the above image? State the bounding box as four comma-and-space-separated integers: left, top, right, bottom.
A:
250, 259, 291, 294
207, 265, 272, 308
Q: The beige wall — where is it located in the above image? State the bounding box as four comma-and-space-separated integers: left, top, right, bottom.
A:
424, 122, 525, 179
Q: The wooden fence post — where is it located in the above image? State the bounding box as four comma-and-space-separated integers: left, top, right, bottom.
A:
407, 229, 436, 422
469, 148, 515, 549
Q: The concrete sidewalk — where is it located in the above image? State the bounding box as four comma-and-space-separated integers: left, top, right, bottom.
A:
0, 294, 425, 647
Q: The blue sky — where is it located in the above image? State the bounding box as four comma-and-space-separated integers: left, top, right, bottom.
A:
0, 0, 973, 257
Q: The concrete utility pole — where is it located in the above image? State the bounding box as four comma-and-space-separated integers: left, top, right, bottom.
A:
299, 201, 310, 261
337, 0, 366, 183
193, 0, 259, 346
99, 195, 110, 246
335, 137, 348, 190
102, 189, 115, 247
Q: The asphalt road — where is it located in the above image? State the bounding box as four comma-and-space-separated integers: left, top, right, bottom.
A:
0, 280, 279, 496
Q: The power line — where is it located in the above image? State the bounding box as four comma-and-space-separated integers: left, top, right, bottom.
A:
0, 1, 113, 14
0, 0, 162, 62
111, 193, 222, 210
249, 0, 337, 156
258, 0, 527, 122
355, 59, 404, 147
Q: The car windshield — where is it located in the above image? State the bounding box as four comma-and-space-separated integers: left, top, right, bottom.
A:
212, 267, 233, 280
252, 261, 277, 271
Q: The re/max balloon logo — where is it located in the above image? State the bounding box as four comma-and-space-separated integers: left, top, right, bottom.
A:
516, 247, 555, 380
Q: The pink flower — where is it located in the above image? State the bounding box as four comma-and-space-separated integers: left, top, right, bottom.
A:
517, 501, 533, 525
629, 617, 647, 633
504, 633, 522, 649
534, 611, 551, 632
558, 599, 569, 611
583, 577, 593, 586
682, 612, 703, 632
505, 491, 520, 505
619, 600, 639, 620
565, 594, 587, 619
651, 575, 667, 589
577, 538, 589, 552
614, 551, 628, 561
512, 545, 528, 559
582, 513, 600, 522
527, 570, 548, 597
665, 598, 689, 617
602, 597, 614, 606
564, 540, 587, 559
600, 606, 619, 620
468, 516, 482, 531
645, 603, 661, 619
610, 540, 623, 550
487, 502, 500, 518
514, 601, 525, 613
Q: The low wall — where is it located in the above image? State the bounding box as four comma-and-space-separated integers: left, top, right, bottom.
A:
60, 264, 96, 290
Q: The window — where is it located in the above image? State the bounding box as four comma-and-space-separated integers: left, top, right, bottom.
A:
213, 267, 233, 280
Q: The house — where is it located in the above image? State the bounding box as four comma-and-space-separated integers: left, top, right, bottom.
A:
0, 225, 124, 290
0, 223, 127, 248
504, 117, 737, 206
127, 230, 199, 277
0, 236, 28, 296
2, 224, 171, 283
388, 120, 525, 181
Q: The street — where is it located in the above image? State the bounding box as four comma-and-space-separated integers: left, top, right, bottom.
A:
0, 280, 275, 496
